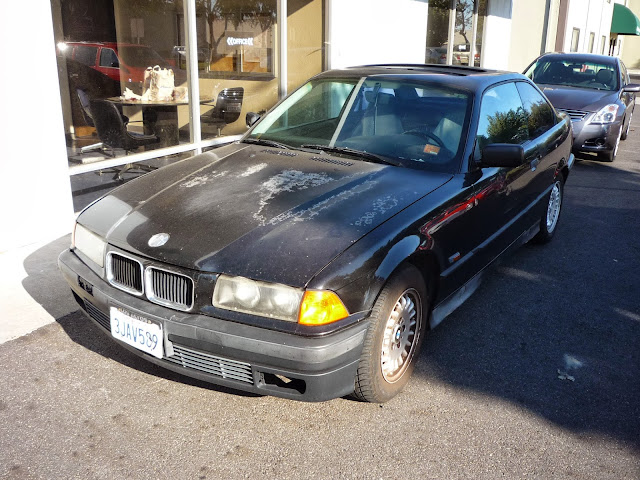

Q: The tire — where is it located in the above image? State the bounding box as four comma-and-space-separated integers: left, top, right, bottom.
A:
599, 124, 622, 162
532, 178, 563, 244
621, 113, 632, 141
353, 264, 428, 403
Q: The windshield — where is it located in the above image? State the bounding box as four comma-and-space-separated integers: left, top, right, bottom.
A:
247, 77, 471, 173
525, 58, 619, 91
118, 46, 169, 68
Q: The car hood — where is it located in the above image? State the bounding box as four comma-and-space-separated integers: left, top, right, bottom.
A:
78, 143, 452, 286
539, 85, 619, 112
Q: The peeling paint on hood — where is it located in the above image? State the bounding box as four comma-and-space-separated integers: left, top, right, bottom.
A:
77, 143, 452, 286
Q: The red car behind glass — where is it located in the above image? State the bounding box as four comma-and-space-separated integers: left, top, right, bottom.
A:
59, 41, 176, 92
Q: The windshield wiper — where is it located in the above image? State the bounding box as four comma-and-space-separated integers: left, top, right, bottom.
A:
242, 137, 292, 150
300, 144, 399, 166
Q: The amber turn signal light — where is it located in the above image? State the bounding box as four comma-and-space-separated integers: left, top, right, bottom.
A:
298, 290, 349, 326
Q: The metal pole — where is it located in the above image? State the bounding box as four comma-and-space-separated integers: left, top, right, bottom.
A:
278, 0, 288, 98
447, 0, 456, 65
184, 0, 202, 152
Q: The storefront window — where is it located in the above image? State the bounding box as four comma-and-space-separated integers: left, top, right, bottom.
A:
425, 0, 451, 65
196, 0, 278, 139
425, 0, 485, 67
53, 0, 192, 167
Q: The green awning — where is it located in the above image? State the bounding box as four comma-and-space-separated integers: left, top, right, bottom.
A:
611, 3, 640, 36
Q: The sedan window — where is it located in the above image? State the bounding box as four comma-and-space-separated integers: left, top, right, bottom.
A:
248, 77, 471, 173
525, 58, 619, 91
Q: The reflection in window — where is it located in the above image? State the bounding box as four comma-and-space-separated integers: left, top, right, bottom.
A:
425, 0, 450, 64
425, 0, 485, 67
477, 82, 528, 148
516, 82, 556, 139
197, 0, 276, 76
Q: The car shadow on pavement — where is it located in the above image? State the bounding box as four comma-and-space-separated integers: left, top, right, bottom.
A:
20, 236, 260, 399
414, 160, 640, 449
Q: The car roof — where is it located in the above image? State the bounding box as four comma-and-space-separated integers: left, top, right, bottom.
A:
535, 52, 619, 66
314, 64, 527, 94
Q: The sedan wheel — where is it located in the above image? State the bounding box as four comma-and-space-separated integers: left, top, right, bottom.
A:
533, 178, 563, 244
600, 124, 622, 162
621, 113, 632, 141
354, 264, 427, 403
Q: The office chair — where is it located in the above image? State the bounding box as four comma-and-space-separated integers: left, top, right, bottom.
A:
89, 99, 159, 180
201, 87, 244, 136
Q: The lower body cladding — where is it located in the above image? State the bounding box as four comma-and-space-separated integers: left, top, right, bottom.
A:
58, 250, 368, 402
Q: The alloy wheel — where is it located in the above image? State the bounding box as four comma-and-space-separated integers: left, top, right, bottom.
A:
380, 288, 422, 383
546, 181, 562, 233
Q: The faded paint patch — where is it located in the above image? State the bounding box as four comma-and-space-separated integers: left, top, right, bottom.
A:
239, 163, 268, 177
354, 195, 399, 226
180, 171, 227, 188
254, 170, 333, 225
269, 180, 377, 225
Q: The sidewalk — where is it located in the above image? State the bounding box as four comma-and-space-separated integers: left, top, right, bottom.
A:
0, 235, 78, 344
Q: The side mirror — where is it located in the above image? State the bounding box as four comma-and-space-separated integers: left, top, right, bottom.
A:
246, 112, 261, 127
622, 83, 640, 93
481, 144, 525, 168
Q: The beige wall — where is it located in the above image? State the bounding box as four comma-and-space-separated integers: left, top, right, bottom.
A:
508, 0, 549, 72
287, 0, 324, 92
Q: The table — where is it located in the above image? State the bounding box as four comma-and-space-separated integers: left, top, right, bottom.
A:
107, 96, 213, 148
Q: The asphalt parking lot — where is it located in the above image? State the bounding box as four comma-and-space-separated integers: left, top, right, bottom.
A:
1, 117, 639, 479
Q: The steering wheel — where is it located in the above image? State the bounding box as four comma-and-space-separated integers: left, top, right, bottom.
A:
401, 128, 445, 149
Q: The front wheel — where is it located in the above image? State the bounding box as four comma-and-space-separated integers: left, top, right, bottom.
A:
599, 124, 623, 162
353, 264, 428, 403
532, 178, 563, 244
621, 113, 632, 141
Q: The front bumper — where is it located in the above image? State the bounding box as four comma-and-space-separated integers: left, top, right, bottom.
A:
58, 249, 368, 402
571, 118, 622, 155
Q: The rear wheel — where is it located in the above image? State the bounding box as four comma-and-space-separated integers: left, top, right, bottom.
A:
353, 264, 428, 403
532, 178, 563, 244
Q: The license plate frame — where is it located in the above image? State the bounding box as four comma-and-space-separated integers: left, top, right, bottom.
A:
110, 307, 164, 359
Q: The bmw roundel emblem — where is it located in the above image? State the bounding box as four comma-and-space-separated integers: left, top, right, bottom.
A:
148, 233, 170, 247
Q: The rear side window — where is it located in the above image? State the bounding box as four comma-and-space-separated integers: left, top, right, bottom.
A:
476, 82, 528, 149
74, 46, 98, 67
516, 82, 556, 139
99, 48, 119, 68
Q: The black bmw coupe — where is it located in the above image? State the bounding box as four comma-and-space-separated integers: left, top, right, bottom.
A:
60, 64, 574, 402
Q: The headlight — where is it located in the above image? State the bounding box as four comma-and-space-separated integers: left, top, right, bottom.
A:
73, 223, 106, 268
591, 104, 619, 124
212, 275, 349, 325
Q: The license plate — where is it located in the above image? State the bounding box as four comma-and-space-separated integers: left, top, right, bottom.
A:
110, 307, 163, 359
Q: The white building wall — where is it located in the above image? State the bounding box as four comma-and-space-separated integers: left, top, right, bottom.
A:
563, 0, 614, 53
0, 0, 74, 252
328, 0, 429, 68
481, 0, 513, 70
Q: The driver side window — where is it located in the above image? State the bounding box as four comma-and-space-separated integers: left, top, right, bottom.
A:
475, 82, 528, 160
